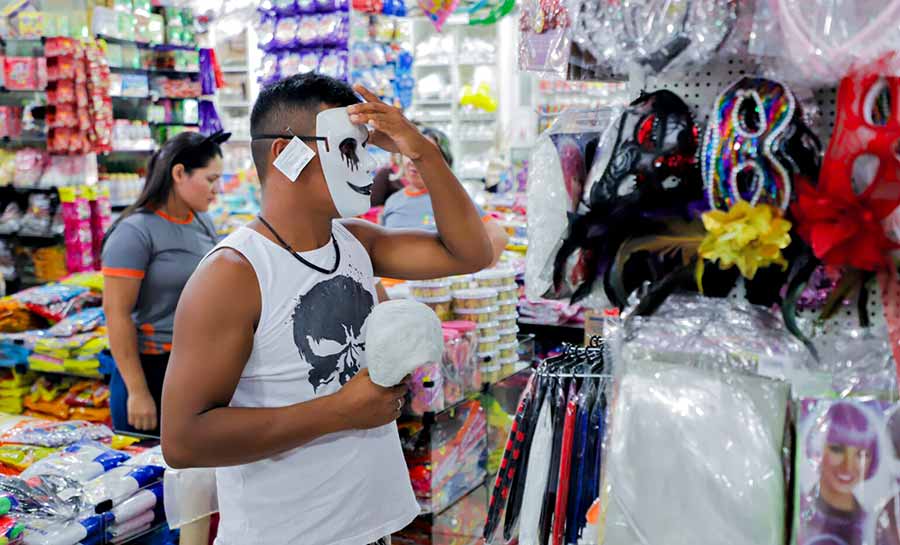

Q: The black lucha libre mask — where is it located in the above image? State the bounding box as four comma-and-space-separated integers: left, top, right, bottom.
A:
292, 275, 374, 393
586, 89, 700, 212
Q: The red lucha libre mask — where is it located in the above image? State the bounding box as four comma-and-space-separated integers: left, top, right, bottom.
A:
793, 62, 900, 270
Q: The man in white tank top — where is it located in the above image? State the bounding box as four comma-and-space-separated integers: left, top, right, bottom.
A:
159, 73, 494, 545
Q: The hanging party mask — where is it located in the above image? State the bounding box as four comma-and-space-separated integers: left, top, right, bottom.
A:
702, 77, 820, 212
820, 68, 900, 219
586, 89, 700, 212
316, 107, 376, 218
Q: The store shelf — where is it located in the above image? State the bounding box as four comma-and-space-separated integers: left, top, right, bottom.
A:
1, 135, 46, 146
413, 98, 454, 105
458, 59, 497, 66
95, 35, 154, 48
110, 93, 151, 99
149, 121, 199, 127
110, 66, 200, 77
219, 101, 251, 108
221, 66, 249, 73
415, 62, 452, 68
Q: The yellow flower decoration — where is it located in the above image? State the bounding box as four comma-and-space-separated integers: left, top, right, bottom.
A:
698, 201, 792, 280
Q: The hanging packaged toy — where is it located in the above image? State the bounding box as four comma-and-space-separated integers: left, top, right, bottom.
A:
539, 90, 703, 308
770, 0, 900, 85
525, 108, 614, 304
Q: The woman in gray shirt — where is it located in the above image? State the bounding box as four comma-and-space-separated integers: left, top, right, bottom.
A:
102, 131, 229, 435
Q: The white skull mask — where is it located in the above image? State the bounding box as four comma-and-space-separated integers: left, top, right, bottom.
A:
316, 107, 377, 218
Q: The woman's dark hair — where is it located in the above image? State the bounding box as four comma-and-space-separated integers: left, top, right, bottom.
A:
102, 131, 228, 249
420, 127, 453, 168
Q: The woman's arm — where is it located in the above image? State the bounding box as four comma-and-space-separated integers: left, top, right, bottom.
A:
103, 276, 156, 431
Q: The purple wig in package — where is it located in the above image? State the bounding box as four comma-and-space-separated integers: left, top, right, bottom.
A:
296, 0, 317, 15
199, 100, 224, 136
796, 399, 886, 545
274, 0, 297, 15
257, 14, 276, 50
299, 50, 321, 73
199, 48, 216, 96
275, 17, 299, 48
315, 0, 337, 13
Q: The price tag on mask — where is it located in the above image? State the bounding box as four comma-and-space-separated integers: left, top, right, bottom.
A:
273, 137, 316, 182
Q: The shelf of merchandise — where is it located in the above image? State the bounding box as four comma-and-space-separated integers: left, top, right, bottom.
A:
409, 17, 501, 167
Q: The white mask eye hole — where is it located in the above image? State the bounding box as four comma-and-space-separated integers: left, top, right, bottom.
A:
339, 138, 360, 171
864, 78, 891, 127
852, 154, 880, 196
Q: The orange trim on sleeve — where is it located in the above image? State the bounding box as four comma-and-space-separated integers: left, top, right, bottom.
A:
155, 209, 195, 225
482, 215, 495, 223
102, 267, 145, 279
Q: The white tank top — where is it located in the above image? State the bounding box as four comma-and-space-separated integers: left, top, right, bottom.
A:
207, 222, 418, 545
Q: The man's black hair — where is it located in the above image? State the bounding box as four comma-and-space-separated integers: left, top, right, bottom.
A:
250, 73, 360, 180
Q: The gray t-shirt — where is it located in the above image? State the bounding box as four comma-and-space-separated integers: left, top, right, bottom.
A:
101, 209, 217, 354
381, 189, 485, 231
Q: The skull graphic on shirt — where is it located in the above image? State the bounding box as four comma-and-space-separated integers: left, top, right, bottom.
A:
292, 275, 374, 393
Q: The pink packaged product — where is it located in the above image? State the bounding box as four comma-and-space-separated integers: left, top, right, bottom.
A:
407, 321, 481, 415
60, 188, 93, 273
88, 187, 111, 270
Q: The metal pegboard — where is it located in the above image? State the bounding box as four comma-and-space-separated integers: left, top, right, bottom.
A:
626, 57, 888, 337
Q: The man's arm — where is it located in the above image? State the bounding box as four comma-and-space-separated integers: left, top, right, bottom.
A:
345, 87, 493, 279
484, 219, 510, 267
161, 249, 406, 469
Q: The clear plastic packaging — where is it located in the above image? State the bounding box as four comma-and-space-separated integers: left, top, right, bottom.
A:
759, 0, 900, 85
0, 420, 111, 448
415, 295, 452, 321
600, 293, 813, 545
497, 287, 519, 303
518, 0, 570, 77
792, 398, 892, 545
452, 288, 499, 310
477, 321, 499, 339
21, 441, 129, 483
474, 268, 516, 289
498, 328, 519, 346
408, 279, 451, 299
449, 274, 473, 292
498, 302, 518, 315
454, 306, 499, 324
603, 356, 790, 545
478, 335, 500, 355
525, 108, 618, 303
497, 314, 518, 331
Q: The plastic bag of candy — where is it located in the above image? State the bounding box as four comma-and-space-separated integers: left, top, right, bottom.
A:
63, 381, 108, 409
59, 272, 103, 294
0, 445, 57, 473
13, 284, 95, 322
21, 441, 129, 483
48, 308, 104, 337
0, 203, 23, 236
0, 419, 111, 448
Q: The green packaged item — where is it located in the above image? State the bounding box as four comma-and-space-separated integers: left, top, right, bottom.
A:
132, 0, 151, 15
147, 14, 164, 44
105, 43, 123, 68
